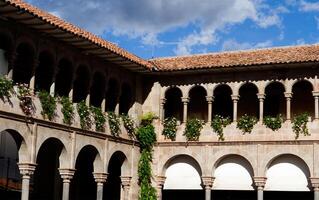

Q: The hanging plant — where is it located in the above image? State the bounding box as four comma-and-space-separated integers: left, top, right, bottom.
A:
60, 96, 74, 125
0, 76, 14, 102
108, 112, 121, 136
237, 114, 258, 134
211, 115, 231, 141
162, 117, 177, 141
137, 124, 157, 152
77, 100, 92, 130
17, 83, 35, 116
263, 115, 283, 131
292, 113, 310, 139
38, 90, 57, 121
183, 118, 205, 141
140, 112, 158, 126
90, 106, 106, 132
121, 114, 136, 139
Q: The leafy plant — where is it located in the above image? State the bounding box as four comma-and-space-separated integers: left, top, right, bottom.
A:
121, 114, 136, 139
17, 84, 35, 116
162, 117, 177, 141
183, 118, 205, 141
237, 114, 258, 134
77, 100, 92, 130
0, 76, 14, 102
136, 124, 156, 152
108, 112, 121, 136
140, 112, 158, 126
38, 90, 57, 120
60, 96, 74, 125
211, 115, 231, 141
292, 113, 310, 139
263, 115, 283, 131
91, 106, 106, 132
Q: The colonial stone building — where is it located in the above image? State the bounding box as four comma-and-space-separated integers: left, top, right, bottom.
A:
1, 1, 319, 200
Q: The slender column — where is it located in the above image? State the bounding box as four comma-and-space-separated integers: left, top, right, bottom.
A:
29, 58, 39, 91
156, 176, 166, 200
181, 97, 190, 123
94, 173, 108, 200
101, 98, 106, 112
313, 92, 319, 121
284, 92, 292, 122
7, 51, 16, 79
257, 94, 265, 123
202, 176, 214, 200
254, 177, 266, 200
59, 169, 75, 200
18, 163, 36, 200
206, 96, 214, 124
160, 98, 166, 122
310, 177, 319, 200
120, 176, 132, 200
231, 95, 240, 122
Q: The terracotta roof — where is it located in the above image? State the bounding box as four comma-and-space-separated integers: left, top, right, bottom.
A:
3, 0, 153, 70
150, 45, 319, 71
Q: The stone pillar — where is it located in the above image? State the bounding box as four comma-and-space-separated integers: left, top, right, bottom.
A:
94, 173, 108, 200
254, 177, 266, 200
202, 176, 214, 200
156, 176, 166, 200
313, 92, 319, 121
181, 97, 190, 123
257, 94, 265, 123
101, 98, 106, 112
310, 177, 319, 200
30, 58, 39, 91
160, 98, 166, 122
18, 163, 36, 200
206, 96, 214, 124
120, 176, 132, 200
59, 169, 76, 200
284, 92, 292, 122
7, 51, 16, 79
231, 95, 240, 122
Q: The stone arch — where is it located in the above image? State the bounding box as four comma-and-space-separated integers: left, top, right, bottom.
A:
212, 84, 233, 119
264, 81, 286, 117
188, 85, 208, 121
35, 50, 55, 92
55, 58, 74, 97
73, 64, 91, 103
164, 86, 183, 121
119, 82, 133, 115
264, 80, 287, 93
105, 78, 120, 112
238, 82, 259, 118
74, 144, 103, 172
292, 80, 314, 118
90, 72, 106, 108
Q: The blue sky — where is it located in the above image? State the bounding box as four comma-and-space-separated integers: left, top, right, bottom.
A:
26, 0, 319, 59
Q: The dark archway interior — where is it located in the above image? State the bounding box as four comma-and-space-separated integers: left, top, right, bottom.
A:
73, 65, 90, 103
0, 34, 11, 75
212, 85, 233, 119
264, 191, 313, 200
164, 87, 183, 122
31, 139, 63, 200
55, 59, 73, 97
70, 146, 97, 200
35, 51, 54, 92
105, 79, 119, 112
238, 83, 259, 118
188, 86, 207, 121
13, 43, 34, 84
264, 82, 285, 117
119, 83, 133, 115
292, 81, 314, 118
90, 73, 106, 108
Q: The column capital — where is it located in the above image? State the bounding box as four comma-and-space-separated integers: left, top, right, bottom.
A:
310, 177, 319, 191
231, 94, 240, 101
313, 91, 319, 97
202, 176, 215, 190
156, 175, 166, 187
284, 92, 293, 98
160, 98, 166, 105
18, 163, 36, 177
93, 172, 108, 183
181, 97, 190, 103
120, 176, 132, 188
254, 176, 267, 190
59, 168, 76, 183
257, 93, 266, 100
206, 96, 214, 103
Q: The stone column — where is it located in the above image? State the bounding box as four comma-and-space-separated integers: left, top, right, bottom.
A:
181, 97, 190, 123
254, 177, 267, 200
156, 176, 166, 200
120, 176, 132, 200
59, 169, 76, 200
284, 92, 292, 122
94, 173, 108, 200
18, 163, 36, 200
310, 177, 319, 200
257, 94, 265, 123
160, 98, 166, 122
313, 92, 319, 121
231, 95, 240, 122
202, 176, 214, 200
206, 96, 214, 124
7, 51, 16, 79
29, 58, 39, 91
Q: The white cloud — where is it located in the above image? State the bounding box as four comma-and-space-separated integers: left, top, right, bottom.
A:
300, 0, 319, 12
221, 39, 273, 51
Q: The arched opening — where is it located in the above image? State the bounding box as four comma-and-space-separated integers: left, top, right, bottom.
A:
164, 87, 183, 122
119, 83, 133, 115
212, 84, 233, 119
292, 80, 314, 119
213, 155, 255, 200
70, 145, 98, 200
264, 82, 285, 117
13, 42, 35, 84
104, 151, 128, 200
238, 83, 259, 118
0, 33, 12, 76
55, 58, 73, 97
105, 79, 119, 112
73, 65, 90, 103
35, 51, 55, 92
31, 138, 64, 200
163, 155, 204, 200
0, 130, 23, 200
264, 154, 312, 200
90, 72, 106, 108
188, 86, 207, 121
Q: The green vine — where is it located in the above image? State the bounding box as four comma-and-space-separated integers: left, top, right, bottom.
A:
263, 115, 283, 131
91, 106, 106, 132
162, 117, 177, 141
17, 84, 35, 116
183, 118, 205, 141
292, 113, 310, 139
0, 76, 14, 102
60, 96, 74, 125
77, 100, 92, 130
121, 114, 136, 139
108, 112, 121, 136
140, 112, 158, 126
237, 114, 258, 134
38, 90, 57, 121
211, 115, 231, 141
